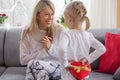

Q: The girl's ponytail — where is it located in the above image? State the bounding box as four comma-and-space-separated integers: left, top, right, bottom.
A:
84, 16, 90, 30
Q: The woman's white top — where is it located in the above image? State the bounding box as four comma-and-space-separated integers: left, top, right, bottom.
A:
58, 29, 106, 68
20, 25, 64, 65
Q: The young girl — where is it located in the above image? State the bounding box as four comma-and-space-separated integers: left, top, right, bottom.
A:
58, 1, 106, 80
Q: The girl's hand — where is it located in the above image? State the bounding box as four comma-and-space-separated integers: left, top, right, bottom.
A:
65, 64, 72, 71
41, 36, 52, 51
79, 57, 88, 65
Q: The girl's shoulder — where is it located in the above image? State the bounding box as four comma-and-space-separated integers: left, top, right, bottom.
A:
56, 23, 65, 30
72, 30, 95, 39
84, 31, 96, 39
83, 30, 93, 35
54, 23, 66, 35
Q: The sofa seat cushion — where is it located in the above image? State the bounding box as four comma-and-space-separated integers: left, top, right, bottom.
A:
0, 66, 6, 76
0, 67, 26, 80
89, 71, 114, 80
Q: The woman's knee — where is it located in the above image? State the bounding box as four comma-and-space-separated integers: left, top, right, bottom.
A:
37, 70, 49, 80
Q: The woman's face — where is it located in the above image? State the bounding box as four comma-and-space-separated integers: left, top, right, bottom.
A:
37, 5, 54, 30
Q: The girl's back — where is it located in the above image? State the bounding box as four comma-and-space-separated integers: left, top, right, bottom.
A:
62, 29, 92, 62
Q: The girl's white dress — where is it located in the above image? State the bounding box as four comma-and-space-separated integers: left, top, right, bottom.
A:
58, 29, 106, 80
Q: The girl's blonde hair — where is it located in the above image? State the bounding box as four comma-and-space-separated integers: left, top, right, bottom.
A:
21, 0, 57, 40
64, 0, 90, 30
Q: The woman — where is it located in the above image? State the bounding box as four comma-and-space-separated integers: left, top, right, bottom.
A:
20, 0, 64, 80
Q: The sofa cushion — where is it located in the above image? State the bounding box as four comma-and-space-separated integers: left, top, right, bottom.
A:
89, 29, 120, 70
0, 67, 26, 80
4, 27, 22, 66
97, 32, 120, 74
89, 71, 113, 80
0, 27, 6, 65
0, 66, 6, 76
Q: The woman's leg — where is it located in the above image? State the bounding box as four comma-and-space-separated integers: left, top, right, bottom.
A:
25, 60, 35, 80
25, 60, 49, 80
47, 61, 61, 80
25, 60, 61, 80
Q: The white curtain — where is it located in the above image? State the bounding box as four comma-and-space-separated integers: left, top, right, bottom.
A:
0, 0, 117, 28
51, 0, 65, 19
0, 0, 15, 9
90, 0, 117, 29
52, 0, 117, 29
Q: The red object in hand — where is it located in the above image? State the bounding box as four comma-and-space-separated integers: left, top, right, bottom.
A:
69, 61, 91, 80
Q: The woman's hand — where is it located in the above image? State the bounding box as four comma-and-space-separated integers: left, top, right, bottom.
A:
41, 36, 52, 51
79, 57, 88, 65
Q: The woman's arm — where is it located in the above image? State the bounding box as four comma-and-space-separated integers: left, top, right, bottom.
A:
20, 34, 49, 65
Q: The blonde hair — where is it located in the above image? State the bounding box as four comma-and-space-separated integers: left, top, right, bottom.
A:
64, 0, 90, 30
21, 0, 57, 40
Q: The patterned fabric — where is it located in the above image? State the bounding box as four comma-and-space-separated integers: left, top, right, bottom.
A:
25, 60, 61, 80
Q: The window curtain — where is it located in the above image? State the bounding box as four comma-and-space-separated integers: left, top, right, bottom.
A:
51, 0, 117, 29
0, 0, 15, 9
90, 0, 117, 29
0, 0, 117, 28
51, 0, 65, 19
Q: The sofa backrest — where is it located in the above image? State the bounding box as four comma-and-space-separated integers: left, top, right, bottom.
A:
89, 28, 120, 44
4, 27, 22, 66
0, 27, 6, 66
1, 27, 120, 68
89, 28, 120, 70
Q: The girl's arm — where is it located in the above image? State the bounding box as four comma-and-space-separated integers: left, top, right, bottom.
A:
58, 31, 69, 68
86, 33, 106, 64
